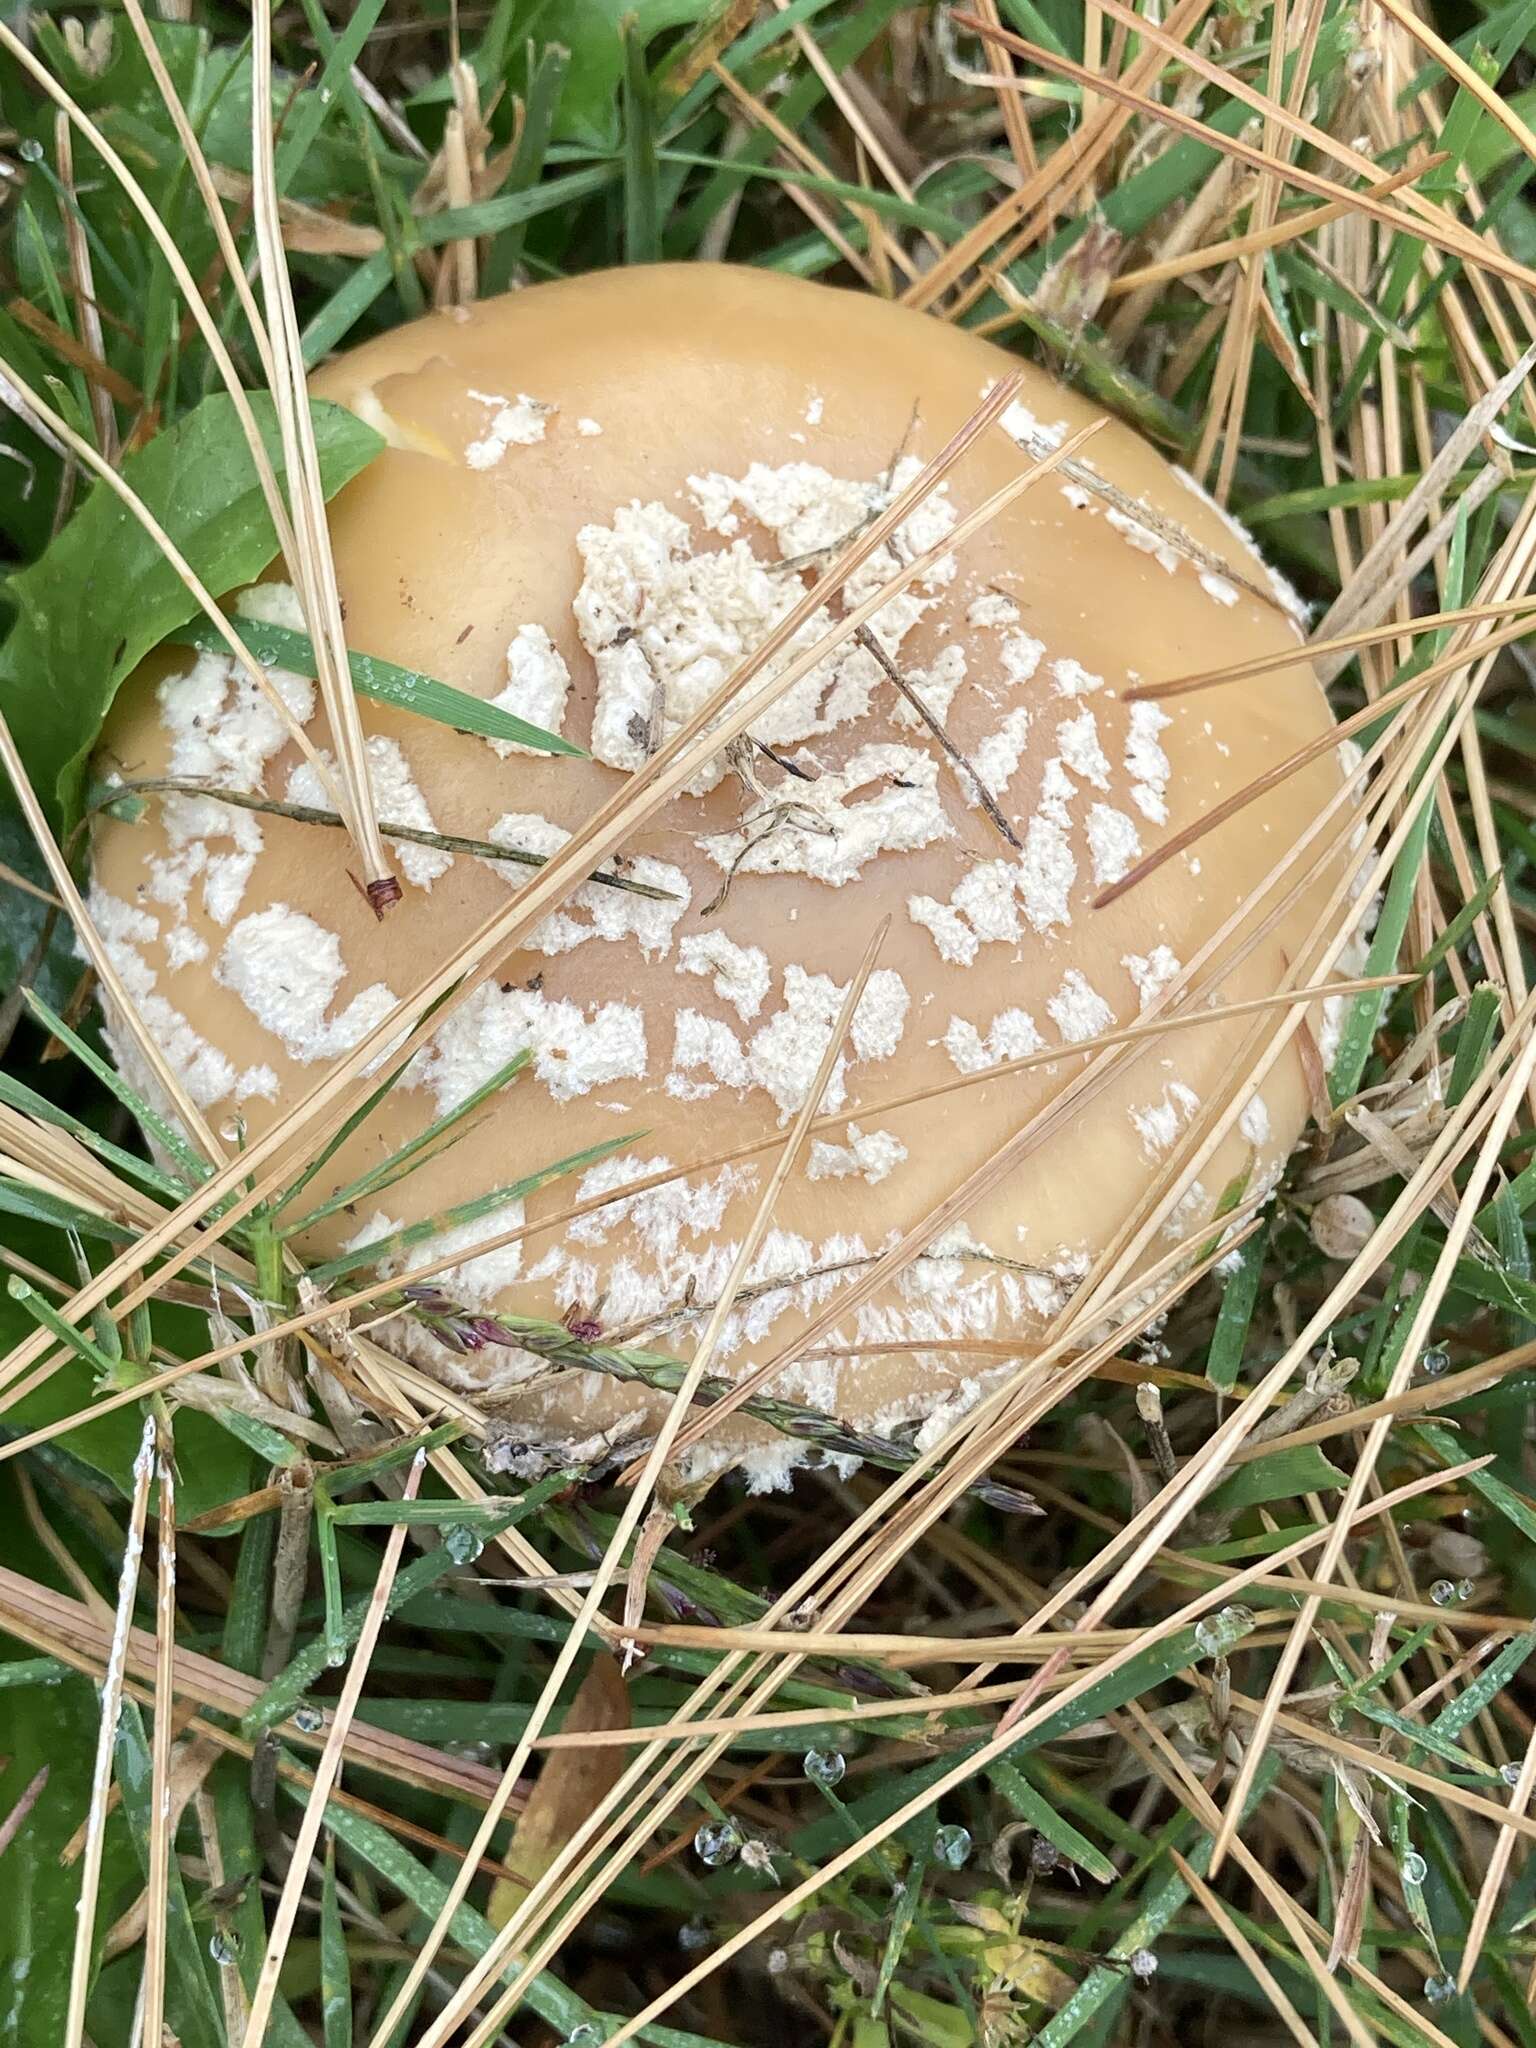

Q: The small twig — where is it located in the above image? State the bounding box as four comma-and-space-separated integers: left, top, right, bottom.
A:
87, 777, 679, 903
1134, 1382, 1178, 1486
250, 1463, 313, 1874
853, 623, 1022, 849
0, 1766, 49, 1861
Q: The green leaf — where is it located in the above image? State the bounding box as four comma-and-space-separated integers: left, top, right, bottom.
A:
527, 0, 712, 151
1205, 1444, 1349, 1516
0, 810, 76, 1013
622, 17, 662, 264
0, 392, 381, 835
1206, 1222, 1267, 1392
167, 618, 585, 757
0, 1221, 250, 1521
988, 1757, 1116, 1881
321, 1839, 353, 2048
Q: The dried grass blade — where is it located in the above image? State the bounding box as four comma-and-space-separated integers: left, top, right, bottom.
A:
64, 1417, 154, 2048
142, 1427, 176, 2048
250, 0, 393, 902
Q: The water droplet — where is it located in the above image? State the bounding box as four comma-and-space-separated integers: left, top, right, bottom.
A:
208, 1929, 240, 1965
325, 1646, 347, 1670
1424, 1974, 1457, 2006
1195, 1604, 1255, 1657
766, 1947, 790, 1976
565, 2025, 602, 2047
934, 1823, 972, 1869
1401, 1851, 1427, 1885
445, 1524, 484, 1564
1420, 1346, 1449, 1378
1130, 1948, 1158, 1980
1299, 327, 1318, 347
1430, 1579, 1457, 1606
1030, 1835, 1060, 1874
293, 1702, 324, 1733
1457, 1577, 1476, 1602
218, 1114, 244, 1146
1503, 1761, 1523, 1787
678, 1918, 711, 1953
804, 1747, 846, 1788
18, 137, 43, 163
694, 1819, 742, 1867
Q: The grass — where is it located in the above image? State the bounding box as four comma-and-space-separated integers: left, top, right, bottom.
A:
3, 1, 1536, 2043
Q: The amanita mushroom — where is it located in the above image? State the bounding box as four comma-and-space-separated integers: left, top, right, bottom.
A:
88, 266, 1346, 1487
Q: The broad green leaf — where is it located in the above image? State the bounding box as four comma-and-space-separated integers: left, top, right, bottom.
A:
0, 392, 381, 835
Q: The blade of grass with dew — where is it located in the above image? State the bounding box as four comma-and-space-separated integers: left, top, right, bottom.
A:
243, 1474, 570, 1736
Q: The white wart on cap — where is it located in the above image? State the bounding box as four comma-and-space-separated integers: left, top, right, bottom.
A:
88, 266, 1346, 1490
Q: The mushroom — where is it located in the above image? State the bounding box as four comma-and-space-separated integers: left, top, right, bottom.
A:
87, 265, 1347, 1490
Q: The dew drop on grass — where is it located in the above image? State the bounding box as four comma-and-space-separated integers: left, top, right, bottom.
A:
1420, 1346, 1449, 1378
1401, 1852, 1427, 1885
678, 1919, 711, 1953
934, 1823, 972, 1869
293, 1702, 325, 1733
18, 137, 43, 163
1130, 1948, 1158, 1980
566, 2024, 602, 2046
1430, 1579, 1457, 1606
694, 1819, 742, 1867
1195, 1604, 1255, 1657
1424, 1975, 1457, 2006
445, 1524, 484, 1564
1503, 1761, 1524, 1787
1457, 1577, 1476, 1602
804, 1747, 846, 1788
208, 1929, 240, 1965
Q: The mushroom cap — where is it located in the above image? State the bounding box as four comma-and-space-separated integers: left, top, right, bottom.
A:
89, 265, 1344, 1487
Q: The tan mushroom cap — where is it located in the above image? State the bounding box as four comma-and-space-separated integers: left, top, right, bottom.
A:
90, 265, 1345, 1487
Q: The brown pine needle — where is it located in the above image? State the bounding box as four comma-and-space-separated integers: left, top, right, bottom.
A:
250, 0, 394, 907
1171, 1853, 1322, 2048
954, 11, 1536, 297
1128, 593, 1536, 702
1098, 155, 1448, 303
1459, 1718, 1536, 1992
1093, 609, 1536, 912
